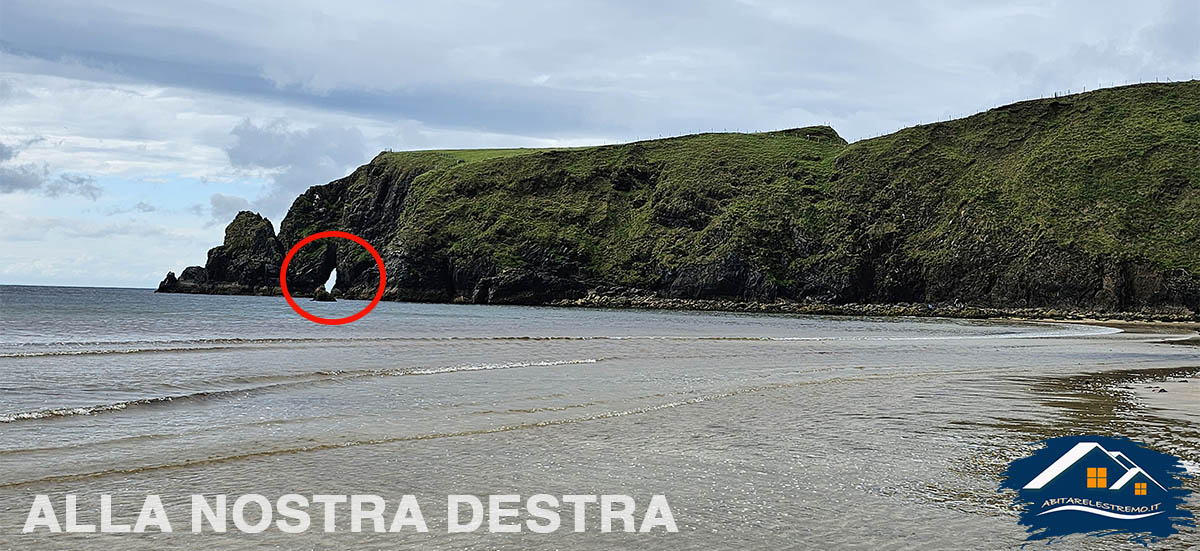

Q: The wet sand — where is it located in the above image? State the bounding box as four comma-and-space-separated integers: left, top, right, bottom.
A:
3, 287, 1200, 549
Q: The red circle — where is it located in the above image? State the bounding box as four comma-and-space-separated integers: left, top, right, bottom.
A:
279, 231, 387, 325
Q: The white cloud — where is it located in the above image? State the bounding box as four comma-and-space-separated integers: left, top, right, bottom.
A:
0, 163, 47, 194
225, 118, 367, 217
44, 173, 103, 199
208, 192, 251, 226
1, 0, 1198, 286
0, 137, 102, 199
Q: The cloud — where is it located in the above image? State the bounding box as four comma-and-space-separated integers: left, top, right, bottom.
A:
0, 79, 32, 103
208, 192, 250, 225
0, 208, 217, 287
0, 163, 48, 193
44, 173, 103, 199
104, 201, 158, 216
3, 0, 1200, 287
225, 118, 368, 217
0, 210, 187, 241
0, 136, 44, 163
1139, 0, 1200, 61
0, 138, 103, 199
4, 0, 1197, 146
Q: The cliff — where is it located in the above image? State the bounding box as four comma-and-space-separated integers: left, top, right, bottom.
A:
158, 82, 1200, 318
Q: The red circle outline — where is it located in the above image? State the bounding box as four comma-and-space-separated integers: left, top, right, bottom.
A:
280, 231, 386, 325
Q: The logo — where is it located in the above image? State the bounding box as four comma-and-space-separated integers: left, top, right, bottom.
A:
1000, 435, 1194, 543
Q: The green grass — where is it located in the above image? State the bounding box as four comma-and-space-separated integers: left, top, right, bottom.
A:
382, 128, 846, 288
828, 83, 1200, 292
377, 147, 553, 165
277, 82, 1200, 307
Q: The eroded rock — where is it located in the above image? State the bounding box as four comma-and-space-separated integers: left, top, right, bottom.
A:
157, 211, 283, 295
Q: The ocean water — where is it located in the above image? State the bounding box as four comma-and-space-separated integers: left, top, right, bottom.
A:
1, 285, 1199, 549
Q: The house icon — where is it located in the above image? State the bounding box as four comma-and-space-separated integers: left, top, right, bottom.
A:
1000, 435, 1193, 540
1023, 442, 1167, 496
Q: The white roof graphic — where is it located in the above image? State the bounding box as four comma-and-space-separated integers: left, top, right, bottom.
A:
1023, 442, 1166, 491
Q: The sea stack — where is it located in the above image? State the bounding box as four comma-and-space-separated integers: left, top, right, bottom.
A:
312, 287, 336, 302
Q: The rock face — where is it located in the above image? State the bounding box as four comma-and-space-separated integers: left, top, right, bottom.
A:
311, 287, 336, 302
158, 82, 1200, 319
666, 254, 777, 302
157, 211, 284, 295
470, 270, 587, 305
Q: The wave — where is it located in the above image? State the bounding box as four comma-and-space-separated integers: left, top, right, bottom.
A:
0, 358, 602, 423
5, 336, 374, 348
0, 323, 1119, 358
407, 358, 598, 375
0, 384, 762, 488
0, 365, 1018, 489
0, 346, 243, 358
0, 386, 287, 423
0, 336, 390, 358
1037, 504, 1164, 520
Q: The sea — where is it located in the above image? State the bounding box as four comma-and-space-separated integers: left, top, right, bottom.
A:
1, 284, 1199, 549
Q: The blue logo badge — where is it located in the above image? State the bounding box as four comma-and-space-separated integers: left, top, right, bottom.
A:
1000, 435, 1194, 543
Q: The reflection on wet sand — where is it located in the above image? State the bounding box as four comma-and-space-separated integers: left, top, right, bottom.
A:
960, 362, 1200, 547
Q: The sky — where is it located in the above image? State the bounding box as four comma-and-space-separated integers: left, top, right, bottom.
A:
1, 0, 1198, 288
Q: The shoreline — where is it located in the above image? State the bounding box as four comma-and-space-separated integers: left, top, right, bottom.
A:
1095, 365, 1200, 455
547, 294, 1200, 323
153, 284, 1200, 323
1048, 319, 1200, 334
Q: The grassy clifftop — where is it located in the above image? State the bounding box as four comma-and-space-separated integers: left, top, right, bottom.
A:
825, 82, 1200, 307
837, 82, 1200, 265
389, 127, 846, 295
162, 81, 1200, 317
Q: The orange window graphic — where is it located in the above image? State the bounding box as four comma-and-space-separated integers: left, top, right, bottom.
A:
1135, 482, 1147, 496
1087, 467, 1107, 488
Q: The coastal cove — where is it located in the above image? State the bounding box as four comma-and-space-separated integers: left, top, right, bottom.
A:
10, 4, 1200, 549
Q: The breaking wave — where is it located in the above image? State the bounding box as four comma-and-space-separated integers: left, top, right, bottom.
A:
0, 323, 1118, 358
407, 358, 598, 375
0, 358, 602, 423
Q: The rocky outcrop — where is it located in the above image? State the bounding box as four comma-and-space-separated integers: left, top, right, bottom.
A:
156, 211, 284, 295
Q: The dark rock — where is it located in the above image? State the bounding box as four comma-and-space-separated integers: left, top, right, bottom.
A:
472, 270, 586, 305
311, 287, 336, 302
205, 212, 284, 288
155, 266, 209, 293
157, 211, 282, 294
156, 271, 178, 292
667, 255, 778, 301
180, 266, 209, 284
